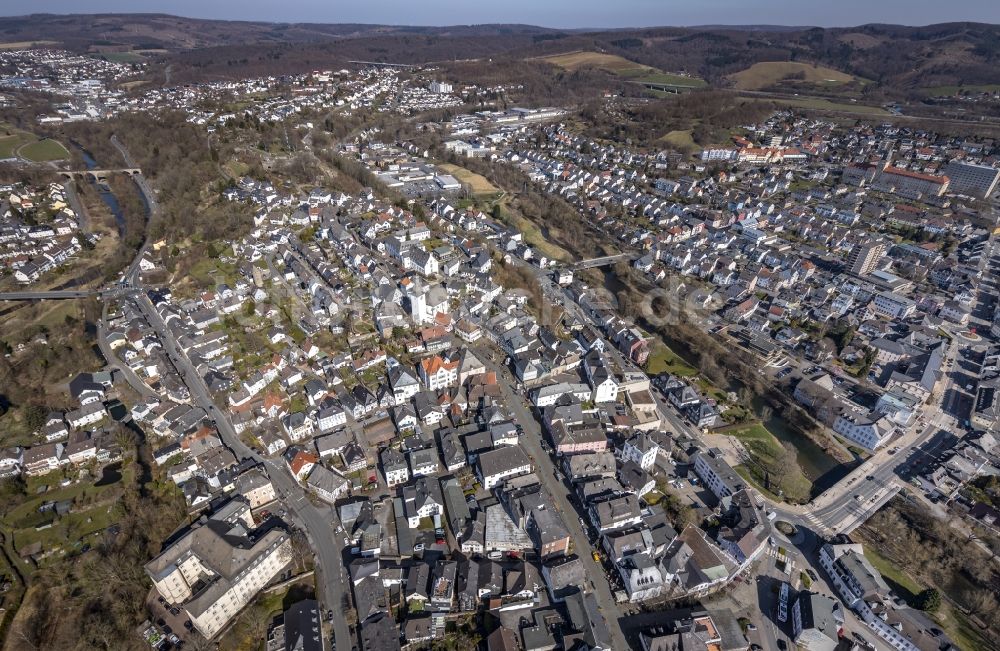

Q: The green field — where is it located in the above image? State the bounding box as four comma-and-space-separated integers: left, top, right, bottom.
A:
728, 61, 860, 90
727, 423, 812, 503
19, 138, 70, 162
753, 96, 890, 116
92, 52, 146, 63
659, 129, 696, 149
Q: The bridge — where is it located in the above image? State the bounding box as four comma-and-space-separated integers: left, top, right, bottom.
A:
572, 251, 641, 270
59, 168, 142, 183
0, 286, 138, 301
629, 80, 705, 94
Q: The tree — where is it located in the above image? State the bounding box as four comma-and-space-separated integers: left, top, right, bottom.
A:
916, 588, 941, 612
23, 404, 48, 431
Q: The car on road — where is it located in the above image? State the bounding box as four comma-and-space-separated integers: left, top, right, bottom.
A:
806, 569, 818, 582
777, 641, 787, 650
746, 623, 757, 631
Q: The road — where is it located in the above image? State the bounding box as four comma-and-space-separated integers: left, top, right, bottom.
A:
96, 304, 158, 399
132, 290, 351, 651
466, 338, 631, 651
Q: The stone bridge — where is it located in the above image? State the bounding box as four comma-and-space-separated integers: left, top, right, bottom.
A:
59, 168, 142, 183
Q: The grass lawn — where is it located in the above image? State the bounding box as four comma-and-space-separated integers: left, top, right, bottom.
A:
645, 342, 698, 377
860, 544, 996, 651
20, 138, 69, 162
0, 133, 31, 159
437, 163, 498, 195
727, 423, 812, 503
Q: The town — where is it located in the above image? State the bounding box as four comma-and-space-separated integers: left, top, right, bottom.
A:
1, 12, 1000, 651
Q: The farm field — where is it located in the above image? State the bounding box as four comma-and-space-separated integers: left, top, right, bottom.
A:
728, 61, 859, 90
19, 138, 70, 162
437, 163, 498, 195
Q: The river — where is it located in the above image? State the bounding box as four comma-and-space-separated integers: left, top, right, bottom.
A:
600, 268, 851, 493
71, 142, 130, 236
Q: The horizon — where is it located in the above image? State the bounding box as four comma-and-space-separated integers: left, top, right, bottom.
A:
4, 1, 1000, 30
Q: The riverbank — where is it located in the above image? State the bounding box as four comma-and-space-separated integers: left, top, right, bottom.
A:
713, 422, 813, 503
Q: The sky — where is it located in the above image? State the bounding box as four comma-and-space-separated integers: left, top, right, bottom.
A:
10, 0, 1000, 29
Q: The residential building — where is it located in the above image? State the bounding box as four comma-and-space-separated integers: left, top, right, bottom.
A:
792, 591, 844, 651
692, 449, 745, 501
478, 446, 532, 490
847, 242, 885, 276
144, 501, 292, 639
942, 161, 1000, 198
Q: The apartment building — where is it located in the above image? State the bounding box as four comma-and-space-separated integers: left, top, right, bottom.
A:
872, 291, 916, 320
942, 161, 1000, 198
692, 449, 745, 501
875, 166, 949, 197
477, 445, 532, 490
846, 242, 885, 276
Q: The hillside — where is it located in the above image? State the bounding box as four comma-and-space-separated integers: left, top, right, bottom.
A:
2, 14, 1000, 94
0, 13, 561, 52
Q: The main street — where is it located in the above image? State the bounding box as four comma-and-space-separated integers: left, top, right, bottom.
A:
131, 290, 352, 651
466, 338, 632, 651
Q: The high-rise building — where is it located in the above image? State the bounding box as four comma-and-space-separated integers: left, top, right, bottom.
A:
942, 161, 1000, 199
847, 242, 885, 276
